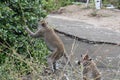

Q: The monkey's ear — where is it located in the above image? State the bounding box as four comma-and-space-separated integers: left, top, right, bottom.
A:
40, 20, 45, 24
83, 54, 89, 60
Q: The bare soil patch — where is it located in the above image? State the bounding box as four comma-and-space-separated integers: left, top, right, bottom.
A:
53, 4, 120, 32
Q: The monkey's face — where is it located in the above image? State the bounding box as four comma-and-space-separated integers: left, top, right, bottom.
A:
78, 54, 92, 66
40, 20, 48, 27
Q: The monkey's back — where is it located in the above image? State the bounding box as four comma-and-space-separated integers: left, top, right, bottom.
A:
44, 27, 65, 53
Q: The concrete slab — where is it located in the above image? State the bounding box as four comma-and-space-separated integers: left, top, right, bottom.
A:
46, 14, 120, 44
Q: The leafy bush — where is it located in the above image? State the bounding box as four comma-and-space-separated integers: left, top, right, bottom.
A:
0, 0, 48, 79
41, 0, 74, 12
103, 0, 120, 9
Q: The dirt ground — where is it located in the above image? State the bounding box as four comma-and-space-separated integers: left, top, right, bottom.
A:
53, 4, 120, 32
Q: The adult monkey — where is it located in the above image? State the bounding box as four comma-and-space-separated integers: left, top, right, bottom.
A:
25, 20, 71, 72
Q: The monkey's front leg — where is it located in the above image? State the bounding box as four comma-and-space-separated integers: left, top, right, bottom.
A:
83, 68, 89, 80
83, 73, 89, 80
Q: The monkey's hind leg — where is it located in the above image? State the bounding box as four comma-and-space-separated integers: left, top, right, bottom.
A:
46, 49, 58, 72
47, 56, 55, 72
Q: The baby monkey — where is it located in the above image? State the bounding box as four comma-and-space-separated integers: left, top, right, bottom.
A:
77, 54, 101, 80
25, 20, 71, 72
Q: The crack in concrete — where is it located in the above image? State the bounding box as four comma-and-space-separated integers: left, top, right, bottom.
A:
55, 29, 120, 46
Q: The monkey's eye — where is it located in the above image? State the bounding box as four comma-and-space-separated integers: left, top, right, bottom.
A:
89, 59, 92, 61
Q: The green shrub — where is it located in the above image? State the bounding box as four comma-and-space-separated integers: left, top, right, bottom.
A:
0, 0, 48, 79
41, 0, 74, 12
103, 0, 120, 9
